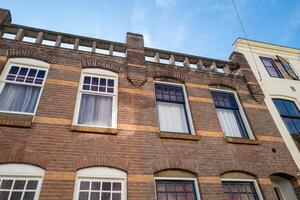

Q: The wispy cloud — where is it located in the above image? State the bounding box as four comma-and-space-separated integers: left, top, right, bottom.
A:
130, 0, 152, 46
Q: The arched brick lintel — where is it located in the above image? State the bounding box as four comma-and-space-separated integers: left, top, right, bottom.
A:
152, 159, 198, 175
217, 162, 258, 177
81, 59, 121, 73
0, 151, 48, 169
74, 155, 129, 172
8, 48, 56, 64
209, 79, 238, 91
151, 70, 186, 83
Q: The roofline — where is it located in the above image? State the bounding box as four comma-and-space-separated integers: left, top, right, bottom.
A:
233, 37, 300, 52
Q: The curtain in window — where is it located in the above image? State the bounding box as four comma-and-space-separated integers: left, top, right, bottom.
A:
0, 83, 41, 113
157, 101, 189, 133
78, 94, 113, 127
216, 108, 243, 137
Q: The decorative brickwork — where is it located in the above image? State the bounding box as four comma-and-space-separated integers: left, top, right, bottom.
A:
8, 48, 56, 63
81, 58, 121, 73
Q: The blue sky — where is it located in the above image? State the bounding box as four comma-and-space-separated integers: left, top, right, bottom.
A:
0, 0, 299, 60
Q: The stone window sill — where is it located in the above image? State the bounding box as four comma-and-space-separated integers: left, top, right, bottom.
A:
0, 112, 33, 128
160, 132, 200, 141
225, 137, 260, 145
71, 125, 117, 135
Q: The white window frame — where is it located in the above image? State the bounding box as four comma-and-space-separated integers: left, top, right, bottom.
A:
0, 58, 49, 116
210, 88, 254, 139
154, 177, 201, 200
72, 68, 118, 129
153, 81, 195, 135
73, 167, 126, 200
221, 178, 264, 200
0, 163, 45, 200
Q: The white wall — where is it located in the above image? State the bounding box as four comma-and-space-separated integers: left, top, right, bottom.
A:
233, 39, 300, 170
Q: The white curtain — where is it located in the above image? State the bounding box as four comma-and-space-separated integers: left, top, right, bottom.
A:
216, 108, 243, 137
157, 101, 189, 133
0, 83, 41, 113
78, 94, 113, 127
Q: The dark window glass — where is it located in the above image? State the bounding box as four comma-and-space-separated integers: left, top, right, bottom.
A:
156, 180, 197, 200
273, 99, 300, 135
222, 181, 259, 200
8, 66, 20, 75
155, 84, 184, 103
211, 91, 249, 138
260, 57, 283, 78
83, 76, 91, 84
36, 70, 46, 78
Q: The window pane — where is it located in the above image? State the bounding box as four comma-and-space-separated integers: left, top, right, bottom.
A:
0, 83, 41, 113
90, 192, 100, 200
284, 101, 300, 117
91, 182, 101, 190
102, 182, 111, 191
211, 91, 238, 109
13, 180, 26, 189
157, 101, 189, 133
23, 192, 35, 200
0, 179, 13, 189
78, 94, 113, 127
273, 100, 289, 116
113, 182, 121, 191
79, 192, 89, 200
0, 191, 9, 200
10, 191, 22, 200
216, 108, 248, 138
261, 57, 282, 78
155, 84, 184, 103
8, 66, 20, 75
156, 180, 197, 200
83, 76, 91, 84
26, 180, 38, 190
101, 192, 111, 200
222, 181, 259, 200
80, 181, 90, 190
277, 56, 299, 80
112, 193, 121, 200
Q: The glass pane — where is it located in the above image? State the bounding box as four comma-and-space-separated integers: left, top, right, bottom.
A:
155, 84, 184, 103
13, 180, 26, 189
166, 183, 175, 191
19, 68, 29, 76
99, 87, 106, 92
112, 193, 121, 200
36, 70, 46, 78
82, 85, 90, 90
176, 183, 184, 192
0, 191, 9, 200
283, 118, 298, 134
186, 193, 196, 200
28, 69, 37, 77
157, 193, 167, 200
177, 193, 185, 199
10, 191, 22, 200
90, 192, 100, 200
107, 79, 114, 87
80, 181, 90, 190
26, 180, 38, 189
107, 87, 114, 93
273, 100, 289, 116
102, 182, 111, 191
78, 94, 113, 127
293, 119, 300, 133
167, 193, 176, 200
0, 179, 13, 189
84, 76, 91, 84
101, 192, 111, 200
157, 101, 189, 133
211, 91, 238, 109
8, 66, 20, 75
23, 192, 35, 200
92, 77, 99, 85
100, 78, 106, 86
185, 183, 193, 192
156, 183, 165, 192
284, 101, 300, 117
79, 192, 89, 200
267, 67, 280, 77
91, 182, 101, 190
113, 182, 121, 191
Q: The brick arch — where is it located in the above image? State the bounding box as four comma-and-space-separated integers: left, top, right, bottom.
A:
81, 59, 121, 73
209, 78, 238, 91
8, 48, 56, 64
0, 151, 49, 169
220, 170, 257, 178
217, 162, 258, 177
152, 159, 199, 175
74, 155, 129, 172
151, 70, 186, 83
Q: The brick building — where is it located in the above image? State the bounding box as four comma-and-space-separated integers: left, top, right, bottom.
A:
0, 8, 299, 200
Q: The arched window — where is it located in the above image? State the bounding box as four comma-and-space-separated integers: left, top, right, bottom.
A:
73, 68, 118, 129
73, 167, 126, 200
0, 58, 49, 115
154, 169, 200, 200
221, 172, 263, 200
270, 174, 297, 200
0, 163, 45, 200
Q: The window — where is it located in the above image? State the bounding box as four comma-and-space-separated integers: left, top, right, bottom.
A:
155, 180, 198, 200
154, 83, 193, 134
222, 181, 262, 200
0, 163, 45, 200
260, 57, 283, 78
273, 99, 300, 135
271, 175, 297, 200
73, 167, 126, 200
73, 69, 117, 128
211, 90, 250, 138
277, 56, 299, 80
0, 58, 48, 114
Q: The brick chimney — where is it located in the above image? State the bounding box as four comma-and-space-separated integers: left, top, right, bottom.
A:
125, 32, 147, 87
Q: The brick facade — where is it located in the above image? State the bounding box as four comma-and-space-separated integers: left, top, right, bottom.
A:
0, 9, 299, 200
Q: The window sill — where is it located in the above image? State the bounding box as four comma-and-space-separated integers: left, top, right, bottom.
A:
0, 112, 33, 128
160, 132, 200, 141
225, 137, 260, 145
71, 125, 117, 135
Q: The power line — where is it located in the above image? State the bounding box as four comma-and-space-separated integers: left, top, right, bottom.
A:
231, 0, 262, 81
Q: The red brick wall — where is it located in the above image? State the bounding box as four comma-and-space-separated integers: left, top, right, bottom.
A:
0, 37, 299, 200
